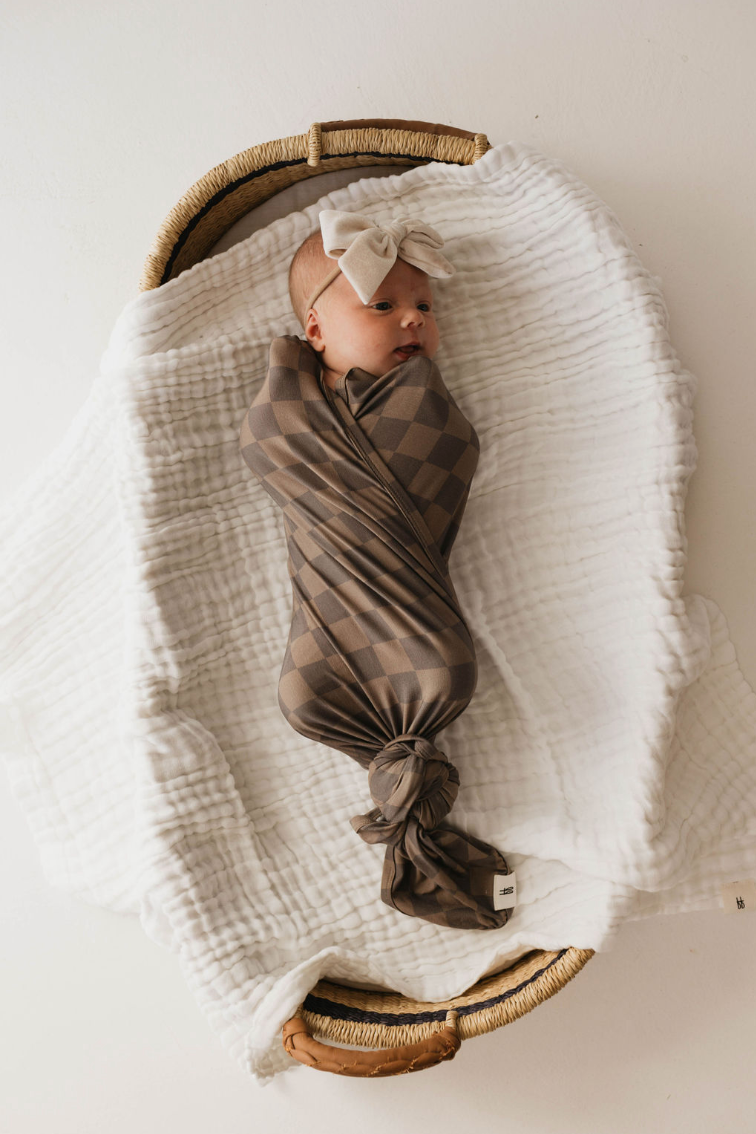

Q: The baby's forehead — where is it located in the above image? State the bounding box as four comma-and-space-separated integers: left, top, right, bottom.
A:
337, 266, 434, 305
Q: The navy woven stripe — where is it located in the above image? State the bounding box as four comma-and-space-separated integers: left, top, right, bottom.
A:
302, 948, 570, 1027
160, 149, 464, 285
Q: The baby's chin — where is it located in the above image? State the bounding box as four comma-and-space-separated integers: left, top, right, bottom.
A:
364, 350, 431, 379
322, 345, 436, 383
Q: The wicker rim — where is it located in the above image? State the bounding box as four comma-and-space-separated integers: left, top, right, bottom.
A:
139, 117, 595, 1052
298, 947, 595, 1049
139, 118, 491, 291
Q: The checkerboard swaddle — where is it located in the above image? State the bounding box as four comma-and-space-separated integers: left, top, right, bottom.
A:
239, 334, 511, 930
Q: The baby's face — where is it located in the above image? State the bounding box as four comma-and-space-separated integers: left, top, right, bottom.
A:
305, 258, 440, 383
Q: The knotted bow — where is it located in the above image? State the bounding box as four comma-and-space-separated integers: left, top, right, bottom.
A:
305, 209, 455, 312
350, 734, 511, 930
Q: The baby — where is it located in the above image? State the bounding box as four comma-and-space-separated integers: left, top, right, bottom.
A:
287, 214, 444, 390
238, 211, 510, 931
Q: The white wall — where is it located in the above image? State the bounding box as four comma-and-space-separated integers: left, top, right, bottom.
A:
2, 1, 755, 1130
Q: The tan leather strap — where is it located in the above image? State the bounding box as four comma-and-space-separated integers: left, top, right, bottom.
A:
282, 1010, 461, 1076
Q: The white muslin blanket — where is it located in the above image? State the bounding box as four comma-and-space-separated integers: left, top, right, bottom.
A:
2, 142, 756, 1086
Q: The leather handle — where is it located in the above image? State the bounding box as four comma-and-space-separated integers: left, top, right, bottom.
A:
282, 1009, 461, 1076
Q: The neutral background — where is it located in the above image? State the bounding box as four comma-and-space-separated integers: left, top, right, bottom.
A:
1, 1, 754, 1130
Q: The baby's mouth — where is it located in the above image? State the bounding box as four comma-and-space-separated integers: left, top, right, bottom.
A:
394, 344, 422, 360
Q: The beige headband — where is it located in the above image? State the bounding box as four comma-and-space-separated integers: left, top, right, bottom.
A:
304, 209, 455, 315
305, 264, 343, 312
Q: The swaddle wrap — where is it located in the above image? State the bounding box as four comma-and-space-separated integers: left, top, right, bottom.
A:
239, 334, 510, 929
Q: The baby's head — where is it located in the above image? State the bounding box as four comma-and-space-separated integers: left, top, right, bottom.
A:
288, 229, 439, 384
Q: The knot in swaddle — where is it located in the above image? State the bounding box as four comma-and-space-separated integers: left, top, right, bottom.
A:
305, 209, 455, 311
350, 735, 461, 849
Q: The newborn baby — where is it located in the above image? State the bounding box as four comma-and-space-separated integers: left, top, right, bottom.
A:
291, 220, 441, 389
239, 210, 511, 931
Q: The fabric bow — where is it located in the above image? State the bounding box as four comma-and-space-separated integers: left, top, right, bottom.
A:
305, 209, 455, 311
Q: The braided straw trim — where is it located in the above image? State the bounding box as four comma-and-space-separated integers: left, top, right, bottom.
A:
139, 119, 491, 292
293, 948, 595, 1054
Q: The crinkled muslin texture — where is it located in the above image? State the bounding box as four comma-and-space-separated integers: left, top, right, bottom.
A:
1, 142, 756, 1086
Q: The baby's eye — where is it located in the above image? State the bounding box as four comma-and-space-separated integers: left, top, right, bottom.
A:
371, 302, 432, 311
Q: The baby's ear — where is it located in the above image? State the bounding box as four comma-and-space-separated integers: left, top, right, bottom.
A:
303, 310, 326, 353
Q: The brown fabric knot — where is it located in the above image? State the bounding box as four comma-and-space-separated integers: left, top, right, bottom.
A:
350, 734, 511, 930
350, 735, 460, 849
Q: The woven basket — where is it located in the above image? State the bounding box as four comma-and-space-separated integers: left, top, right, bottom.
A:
140, 117, 595, 1077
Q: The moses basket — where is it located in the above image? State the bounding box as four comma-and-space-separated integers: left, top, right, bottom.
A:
140, 117, 595, 1078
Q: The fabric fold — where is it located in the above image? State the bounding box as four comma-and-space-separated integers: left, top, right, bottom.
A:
239, 334, 511, 929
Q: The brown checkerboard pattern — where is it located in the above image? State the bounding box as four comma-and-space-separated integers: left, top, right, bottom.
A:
239, 335, 510, 930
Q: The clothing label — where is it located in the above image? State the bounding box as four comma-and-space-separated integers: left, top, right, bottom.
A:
721, 879, 756, 914
493, 872, 517, 911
